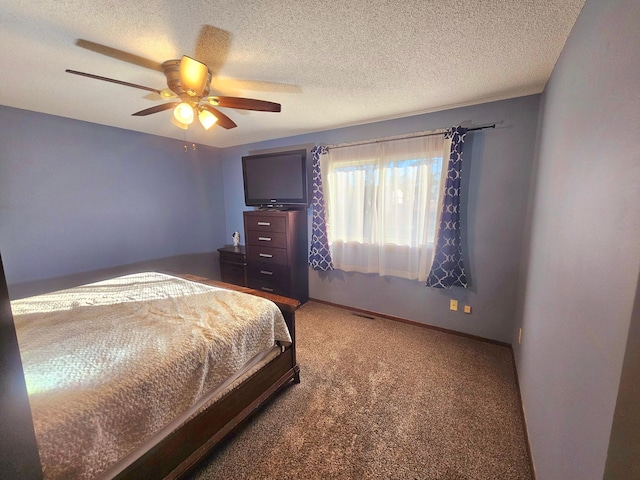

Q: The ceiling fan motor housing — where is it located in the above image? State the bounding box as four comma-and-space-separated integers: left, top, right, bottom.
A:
162, 59, 212, 98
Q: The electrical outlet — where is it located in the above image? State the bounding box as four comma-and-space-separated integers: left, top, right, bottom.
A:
463, 305, 471, 314
518, 328, 522, 344
449, 299, 458, 311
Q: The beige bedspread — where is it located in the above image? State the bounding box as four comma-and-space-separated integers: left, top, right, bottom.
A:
12, 272, 291, 479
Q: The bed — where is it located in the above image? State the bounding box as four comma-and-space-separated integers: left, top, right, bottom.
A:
7, 271, 300, 479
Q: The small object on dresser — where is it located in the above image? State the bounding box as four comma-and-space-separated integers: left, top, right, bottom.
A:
232, 231, 241, 246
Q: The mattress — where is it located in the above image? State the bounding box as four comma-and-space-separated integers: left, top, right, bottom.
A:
12, 272, 291, 479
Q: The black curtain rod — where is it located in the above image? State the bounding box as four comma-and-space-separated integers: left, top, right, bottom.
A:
467, 124, 495, 132
328, 124, 495, 150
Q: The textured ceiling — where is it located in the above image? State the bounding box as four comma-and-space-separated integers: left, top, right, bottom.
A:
0, 0, 585, 148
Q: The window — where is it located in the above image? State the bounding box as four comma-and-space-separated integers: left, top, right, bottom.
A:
321, 134, 450, 281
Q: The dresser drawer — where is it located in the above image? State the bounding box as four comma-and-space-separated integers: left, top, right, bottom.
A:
220, 262, 246, 283
245, 215, 287, 233
246, 230, 287, 249
247, 277, 289, 296
248, 263, 290, 282
219, 250, 246, 265
247, 246, 288, 265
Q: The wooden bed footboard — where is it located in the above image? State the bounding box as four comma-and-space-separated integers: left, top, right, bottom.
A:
115, 274, 301, 479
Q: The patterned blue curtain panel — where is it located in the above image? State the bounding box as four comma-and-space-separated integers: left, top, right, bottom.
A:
309, 145, 334, 271
426, 126, 468, 289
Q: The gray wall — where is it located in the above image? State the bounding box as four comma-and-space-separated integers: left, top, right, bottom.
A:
515, 0, 640, 479
220, 95, 540, 343
0, 106, 226, 298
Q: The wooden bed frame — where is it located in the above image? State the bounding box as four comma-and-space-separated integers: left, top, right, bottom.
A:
0, 258, 300, 479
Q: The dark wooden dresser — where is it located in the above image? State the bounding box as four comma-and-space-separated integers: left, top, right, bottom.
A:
217, 245, 248, 287
243, 209, 308, 303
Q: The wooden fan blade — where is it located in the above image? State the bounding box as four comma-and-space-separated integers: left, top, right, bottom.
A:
214, 77, 302, 94
75, 39, 164, 71
66, 69, 161, 94
132, 103, 179, 116
194, 25, 232, 76
213, 96, 281, 112
200, 104, 237, 129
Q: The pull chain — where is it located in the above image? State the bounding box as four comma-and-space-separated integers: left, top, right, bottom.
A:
181, 129, 196, 152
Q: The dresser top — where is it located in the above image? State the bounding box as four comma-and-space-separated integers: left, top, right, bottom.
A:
218, 245, 246, 254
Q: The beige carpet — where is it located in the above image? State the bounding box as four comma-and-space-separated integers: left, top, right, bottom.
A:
187, 301, 533, 480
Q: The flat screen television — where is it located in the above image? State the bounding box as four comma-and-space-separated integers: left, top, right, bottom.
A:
242, 149, 309, 209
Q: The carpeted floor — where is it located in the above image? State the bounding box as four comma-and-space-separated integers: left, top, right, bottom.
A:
187, 301, 533, 480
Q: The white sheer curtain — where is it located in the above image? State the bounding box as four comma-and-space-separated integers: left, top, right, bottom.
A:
321, 134, 452, 281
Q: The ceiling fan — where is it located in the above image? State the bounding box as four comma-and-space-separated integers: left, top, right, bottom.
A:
66, 55, 281, 131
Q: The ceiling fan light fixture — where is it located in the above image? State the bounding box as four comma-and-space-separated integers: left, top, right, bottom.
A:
180, 55, 208, 97
198, 109, 218, 130
173, 102, 194, 124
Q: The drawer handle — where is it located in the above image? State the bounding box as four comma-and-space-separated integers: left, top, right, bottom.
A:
258, 236, 272, 242
260, 270, 273, 276
257, 222, 271, 226
261, 287, 274, 292
259, 253, 273, 258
